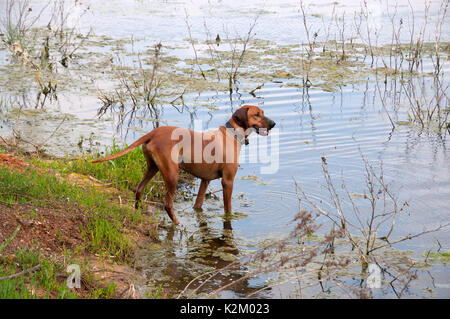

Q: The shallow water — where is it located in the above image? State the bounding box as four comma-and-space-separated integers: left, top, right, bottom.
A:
1, 0, 449, 298
130, 81, 449, 298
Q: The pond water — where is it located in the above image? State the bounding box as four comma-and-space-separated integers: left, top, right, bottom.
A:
131, 81, 450, 298
0, 0, 449, 298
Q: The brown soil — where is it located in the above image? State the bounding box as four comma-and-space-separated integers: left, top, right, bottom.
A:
0, 203, 85, 257
0, 154, 83, 259
0, 153, 29, 171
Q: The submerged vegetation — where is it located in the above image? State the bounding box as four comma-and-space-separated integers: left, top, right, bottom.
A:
0, 0, 449, 298
175, 154, 448, 299
1, 0, 448, 139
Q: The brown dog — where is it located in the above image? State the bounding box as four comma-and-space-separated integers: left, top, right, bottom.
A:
92, 105, 275, 224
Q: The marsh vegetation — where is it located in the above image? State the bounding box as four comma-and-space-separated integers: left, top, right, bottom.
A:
0, 0, 449, 298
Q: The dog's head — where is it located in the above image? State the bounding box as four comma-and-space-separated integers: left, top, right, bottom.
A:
231, 105, 276, 136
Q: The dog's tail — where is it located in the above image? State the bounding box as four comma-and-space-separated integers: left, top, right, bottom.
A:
91, 132, 152, 163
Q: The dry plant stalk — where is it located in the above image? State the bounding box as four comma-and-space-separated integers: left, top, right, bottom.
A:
289, 154, 449, 298
0, 0, 49, 47
185, 13, 260, 98
300, 0, 449, 133
177, 204, 351, 299
47, 0, 92, 67
97, 41, 164, 133
297, 154, 450, 269
1, 0, 92, 109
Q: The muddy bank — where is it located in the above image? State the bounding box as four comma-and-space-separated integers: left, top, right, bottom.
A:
0, 146, 162, 298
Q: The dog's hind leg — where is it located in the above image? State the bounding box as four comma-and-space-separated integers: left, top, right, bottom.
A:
135, 158, 159, 209
148, 145, 181, 225
161, 168, 180, 224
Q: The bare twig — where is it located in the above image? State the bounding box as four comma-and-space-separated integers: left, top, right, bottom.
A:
0, 264, 42, 281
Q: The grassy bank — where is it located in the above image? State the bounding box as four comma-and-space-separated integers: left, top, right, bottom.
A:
0, 143, 165, 298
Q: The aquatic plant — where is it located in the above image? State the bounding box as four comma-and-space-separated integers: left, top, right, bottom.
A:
97, 41, 165, 133
185, 12, 260, 99
0, 0, 91, 108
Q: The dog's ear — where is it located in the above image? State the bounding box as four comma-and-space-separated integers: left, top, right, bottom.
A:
232, 107, 249, 130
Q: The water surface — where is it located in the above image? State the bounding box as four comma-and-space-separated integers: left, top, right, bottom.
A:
0, 0, 449, 298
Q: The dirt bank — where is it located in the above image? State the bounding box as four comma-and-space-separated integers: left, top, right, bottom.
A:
0, 149, 159, 298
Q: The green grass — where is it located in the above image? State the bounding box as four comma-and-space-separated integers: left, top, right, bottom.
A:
0, 247, 117, 299
0, 145, 165, 298
0, 248, 76, 299
1, 140, 173, 256
0, 163, 138, 262
32, 140, 165, 202
1, 141, 167, 262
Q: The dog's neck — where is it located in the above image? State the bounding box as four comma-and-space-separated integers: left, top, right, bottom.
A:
224, 121, 249, 145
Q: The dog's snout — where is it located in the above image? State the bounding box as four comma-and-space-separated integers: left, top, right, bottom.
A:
268, 118, 276, 130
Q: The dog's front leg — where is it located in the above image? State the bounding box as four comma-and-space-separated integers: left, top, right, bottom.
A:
221, 177, 234, 213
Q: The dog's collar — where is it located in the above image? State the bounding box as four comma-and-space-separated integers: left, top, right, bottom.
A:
225, 121, 249, 145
